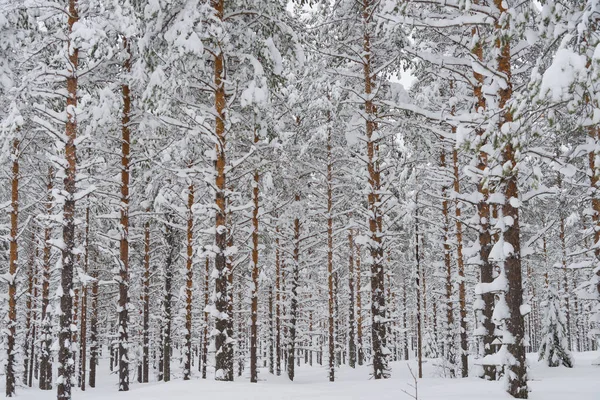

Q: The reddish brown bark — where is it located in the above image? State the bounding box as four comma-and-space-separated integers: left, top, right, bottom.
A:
117, 35, 132, 392
494, 1, 527, 395
362, 0, 388, 379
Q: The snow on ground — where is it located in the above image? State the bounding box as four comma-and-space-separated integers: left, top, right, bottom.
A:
10, 352, 599, 400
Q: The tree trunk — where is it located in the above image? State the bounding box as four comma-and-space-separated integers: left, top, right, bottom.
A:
494, 1, 527, 395
117, 35, 132, 392
327, 124, 335, 382
40, 167, 54, 391
80, 207, 89, 391
89, 245, 99, 389
415, 203, 423, 379
184, 181, 194, 380
142, 212, 151, 383
162, 219, 175, 383
362, 0, 388, 379
250, 129, 260, 383
288, 194, 301, 381
356, 243, 364, 366
269, 285, 274, 374
452, 149, 468, 377
471, 1, 496, 380
275, 226, 282, 375
211, 0, 233, 382
23, 230, 35, 388
58, 1, 79, 396
202, 257, 210, 379
6, 138, 19, 397
348, 228, 356, 368
441, 149, 456, 377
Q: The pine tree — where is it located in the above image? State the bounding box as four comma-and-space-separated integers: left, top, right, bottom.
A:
538, 284, 573, 368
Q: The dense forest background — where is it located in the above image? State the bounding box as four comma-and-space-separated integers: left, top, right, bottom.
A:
0, 1, 599, 400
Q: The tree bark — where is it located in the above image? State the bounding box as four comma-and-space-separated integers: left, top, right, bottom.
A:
211, 0, 233, 382
184, 180, 194, 380
348, 228, 356, 368
6, 138, 19, 398
79, 207, 89, 391
58, 0, 79, 396
288, 194, 301, 381
362, 0, 388, 379
142, 211, 151, 383
40, 167, 54, 391
202, 257, 210, 379
250, 129, 260, 383
117, 35, 132, 392
494, 1, 527, 395
327, 123, 335, 382
452, 149, 468, 377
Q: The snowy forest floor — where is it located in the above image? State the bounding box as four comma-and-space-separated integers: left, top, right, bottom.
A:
9, 352, 599, 399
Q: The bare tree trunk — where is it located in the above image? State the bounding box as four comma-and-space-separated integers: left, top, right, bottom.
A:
494, 2, 527, 395
471, 1, 496, 380
441, 149, 456, 377
89, 245, 98, 389
269, 285, 274, 374
288, 194, 301, 381
356, 243, 364, 366
275, 226, 282, 375
117, 35, 132, 392
162, 221, 175, 383
6, 138, 19, 397
142, 213, 150, 383
29, 240, 39, 387
80, 207, 89, 391
362, 0, 388, 379
211, 0, 233, 382
250, 129, 260, 383
327, 125, 335, 382
40, 167, 54, 391
452, 149, 468, 377
415, 207, 423, 379
23, 230, 35, 388
58, 1, 79, 396
202, 257, 209, 379
184, 181, 194, 380
402, 270, 409, 360
348, 228, 356, 368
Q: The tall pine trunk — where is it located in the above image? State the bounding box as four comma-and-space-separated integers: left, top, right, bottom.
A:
362, 0, 388, 379
117, 35, 132, 392
327, 124, 335, 382
452, 149, 468, 377
348, 228, 356, 368
58, 0, 80, 396
6, 139, 19, 397
142, 212, 151, 383
250, 128, 260, 383
79, 207, 89, 390
211, 0, 233, 381
494, 1, 527, 395
287, 194, 301, 381
184, 181, 194, 380
40, 167, 54, 390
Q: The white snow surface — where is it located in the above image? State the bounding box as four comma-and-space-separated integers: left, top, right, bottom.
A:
9, 351, 599, 400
